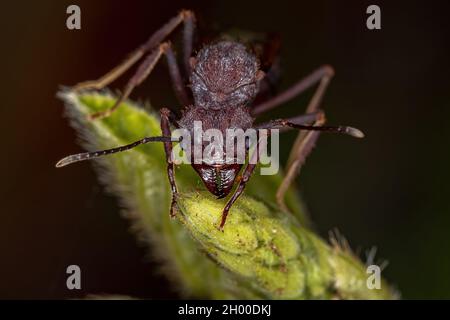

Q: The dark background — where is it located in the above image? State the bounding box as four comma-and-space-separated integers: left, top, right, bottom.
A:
1, 0, 449, 299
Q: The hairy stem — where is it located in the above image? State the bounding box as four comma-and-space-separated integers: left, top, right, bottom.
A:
58, 90, 396, 299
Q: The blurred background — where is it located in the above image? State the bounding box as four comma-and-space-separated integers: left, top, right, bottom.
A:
1, 0, 449, 299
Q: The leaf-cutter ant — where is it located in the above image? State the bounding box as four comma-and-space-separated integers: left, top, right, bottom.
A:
56, 10, 364, 229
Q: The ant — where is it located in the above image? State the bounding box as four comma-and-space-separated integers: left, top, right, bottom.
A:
56, 10, 364, 229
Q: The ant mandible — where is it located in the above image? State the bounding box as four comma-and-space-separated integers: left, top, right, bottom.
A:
56, 10, 364, 230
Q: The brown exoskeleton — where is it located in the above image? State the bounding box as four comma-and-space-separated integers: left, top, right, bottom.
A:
56, 10, 364, 229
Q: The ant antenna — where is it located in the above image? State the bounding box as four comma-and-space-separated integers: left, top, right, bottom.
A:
288, 123, 365, 138
56, 136, 181, 168
272, 120, 365, 138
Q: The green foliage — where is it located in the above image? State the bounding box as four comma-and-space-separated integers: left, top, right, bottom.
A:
59, 90, 395, 299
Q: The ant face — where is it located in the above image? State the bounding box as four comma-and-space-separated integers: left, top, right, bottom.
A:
190, 41, 261, 109
192, 163, 243, 198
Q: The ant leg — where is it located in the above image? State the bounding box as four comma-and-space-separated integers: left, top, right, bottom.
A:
219, 135, 267, 230
182, 10, 195, 75
220, 162, 257, 230
160, 108, 179, 218
281, 67, 335, 209
164, 43, 190, 106
251, 65, 334, 116
252, 65, 334, 210
254, 33, 282, 101
73, 10, 195, 92
89, 42, 190, 120
88, 43, 167, 120
253, 65, 334, 167
277, 118, 325, 212
277, 65, 335, 210
256, 112, 324, 211
258, 115, 364, 211
286, 65, 335, 170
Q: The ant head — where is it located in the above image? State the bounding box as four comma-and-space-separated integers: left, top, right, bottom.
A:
190, 41, 264, 109
192, 163, 243, 199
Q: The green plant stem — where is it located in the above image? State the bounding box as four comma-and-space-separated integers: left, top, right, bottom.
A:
59, 90, 396, 299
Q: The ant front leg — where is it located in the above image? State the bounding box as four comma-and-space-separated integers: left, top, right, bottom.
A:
219, 135, 267, 230
160, 108, 180, 218
219, 163, 257, 231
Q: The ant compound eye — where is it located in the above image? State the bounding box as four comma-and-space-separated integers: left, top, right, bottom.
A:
180, 138, 190, 151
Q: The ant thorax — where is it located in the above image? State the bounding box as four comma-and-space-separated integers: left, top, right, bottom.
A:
190, 41, 261, 109
178, 104, 254, 137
